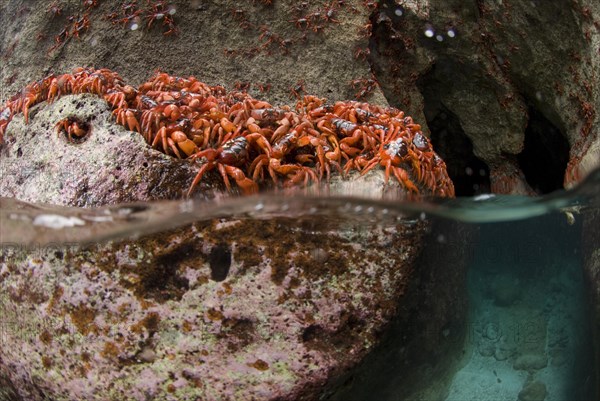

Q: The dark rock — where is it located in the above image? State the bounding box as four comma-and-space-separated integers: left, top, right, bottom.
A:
582, 207, 600, 399
518, 380, 547, 401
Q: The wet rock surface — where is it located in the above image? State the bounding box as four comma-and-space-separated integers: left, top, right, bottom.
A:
1, 0, 598, 400
0, 213, 427, 401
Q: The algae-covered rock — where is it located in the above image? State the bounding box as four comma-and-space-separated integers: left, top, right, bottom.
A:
0, 212, 427, 401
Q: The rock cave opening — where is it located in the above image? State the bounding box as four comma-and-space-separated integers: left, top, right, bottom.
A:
422, 102, 491, 197
517, 105, 570, 194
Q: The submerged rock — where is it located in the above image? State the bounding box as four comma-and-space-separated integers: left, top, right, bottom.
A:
582, 208, 600, 400
0, 212, 427, 400
0, 73, 459, 400
518, 380, 547, 401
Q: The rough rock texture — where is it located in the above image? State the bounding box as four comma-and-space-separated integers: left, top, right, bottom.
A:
1, 0, 599, 197
0, 0, 383, 107
582, 207, 600, 399
0, 94, 218, 205
324, 219, 473, 401
0, 0, 596, 399
0, 87, 467, 401
518, 380, 547, 401
369, 0, 600, 195
0, 212, 427, 401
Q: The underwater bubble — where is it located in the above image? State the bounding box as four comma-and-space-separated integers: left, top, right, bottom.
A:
420, 212, 427, 220
436, 34, 444, 42
280, 203, 289, 212
254, 202, 264, 211
366, 206, 375, 214
130, 22, 139, 31
394, 7, 404, 16
437, 234, 447, 243
447, 28, 456, 38
309, 206, 318, 214
424, 27, 435, 38
168, 5, 177, 15
354, 205, 363, 213
465, 167, 474, 176
479, 169, 487, 177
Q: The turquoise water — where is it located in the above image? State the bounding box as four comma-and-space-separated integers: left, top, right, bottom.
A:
446, 214, 593, 401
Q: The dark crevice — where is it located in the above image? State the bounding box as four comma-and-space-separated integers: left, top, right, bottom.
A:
424, 103, 491, 196
209, 242, 232, 282
417, 62, 491, 196
517, 104, 569, 194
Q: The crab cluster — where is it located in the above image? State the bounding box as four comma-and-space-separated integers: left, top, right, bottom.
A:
0, 68, 454, 198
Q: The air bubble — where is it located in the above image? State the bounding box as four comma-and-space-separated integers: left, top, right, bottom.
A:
465, 167, 473, 176
254, 202, 264, 211
130, 23, 139, 31
394, 7, 403, 16
437, 234, 447, 244
436, 34, 444, 42
353, 205, 363, 213
366, 206, 375, 214
419, 212, 427, 220
168, 5, 177, 15
424, 28, 435, 38
447, 28, 456, 38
